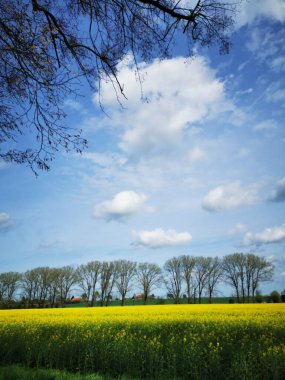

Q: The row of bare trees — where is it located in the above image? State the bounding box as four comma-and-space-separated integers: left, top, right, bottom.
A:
164, 256, 222, 304
77, 260, 162, 307
164, 253, 273, 304
0, 261, 161, 307
0, 253, 273, 307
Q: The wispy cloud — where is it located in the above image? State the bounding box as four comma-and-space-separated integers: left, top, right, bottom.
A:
132, 228, 192, 249
64, 99, 87, 114
271, 56, 285, 72
82, 152, 128, 168
253, 119, 279, 132
246, 23, 285, 75
265, 82, 285, 103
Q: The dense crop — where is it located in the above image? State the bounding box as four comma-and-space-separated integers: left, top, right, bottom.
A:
0, 304, 285, 379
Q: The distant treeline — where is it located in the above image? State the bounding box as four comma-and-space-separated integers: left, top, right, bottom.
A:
0, 253, 277, 308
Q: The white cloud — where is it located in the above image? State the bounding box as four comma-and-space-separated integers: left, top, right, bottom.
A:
64, 99, 87, 113
94, 56, 229, 156
236, 0, 285, 27
236, 88, 253, 95
243, 224, 285, 246
132, 228, 192, 249
93, 191, 148, 221
82, 152, 128, 167
202, 182, 258, 212
229, 223, 247, 236
269, 178, 285, 202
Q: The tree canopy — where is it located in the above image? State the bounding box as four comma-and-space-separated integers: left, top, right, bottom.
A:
0, 0, 238, 172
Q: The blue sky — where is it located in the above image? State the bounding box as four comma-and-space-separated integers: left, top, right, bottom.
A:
1, 0, 285, 295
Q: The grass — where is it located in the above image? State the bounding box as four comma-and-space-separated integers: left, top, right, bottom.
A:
0, 365, 137, 380
66, 296, 235, 308
0, 296, 242, 310
0, 365, 103, 380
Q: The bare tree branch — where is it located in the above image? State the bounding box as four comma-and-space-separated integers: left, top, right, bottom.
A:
0, 0, 239, 172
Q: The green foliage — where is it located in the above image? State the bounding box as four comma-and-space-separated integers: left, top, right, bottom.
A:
0, 365, 141, 380
270, 291, 281, 303
255, 291, 264, 303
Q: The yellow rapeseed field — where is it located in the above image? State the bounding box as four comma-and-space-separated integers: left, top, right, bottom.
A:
0, 304, 285, 379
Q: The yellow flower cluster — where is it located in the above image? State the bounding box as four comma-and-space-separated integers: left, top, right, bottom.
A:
0, 304, 284, 379
1, 302, 284, 323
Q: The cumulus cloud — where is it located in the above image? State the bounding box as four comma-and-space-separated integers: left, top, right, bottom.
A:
94, 55, 229, 156
0, 212, 14, 232
132, 228, 192, 249
269, 178, 285, 202
93, 191, 148, 221
202, 182, 258, 212
243, 224, 285, 246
